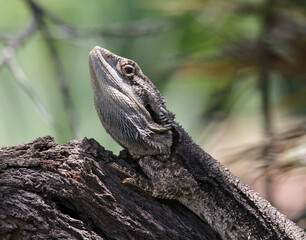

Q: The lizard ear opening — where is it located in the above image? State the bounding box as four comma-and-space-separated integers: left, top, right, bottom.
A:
145, 104, 159, 124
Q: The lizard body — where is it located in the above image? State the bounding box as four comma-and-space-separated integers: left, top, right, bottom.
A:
89, 46, 305, 240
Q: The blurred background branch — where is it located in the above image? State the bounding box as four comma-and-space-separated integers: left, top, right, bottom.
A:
0, 0, 305, 229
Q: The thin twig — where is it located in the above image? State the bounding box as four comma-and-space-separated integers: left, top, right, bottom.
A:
26, 0, 78, 138
0, 0, 173, 140
41, 28, 78, 138
0, 32, 12, 41
47, 20, 174, 40
0, 18, 38, 69
258, 0, 276, 203
7, 58, 60, 129
0, 17, 59, 129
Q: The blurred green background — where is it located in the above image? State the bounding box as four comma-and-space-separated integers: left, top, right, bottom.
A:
0, 0, 305, 228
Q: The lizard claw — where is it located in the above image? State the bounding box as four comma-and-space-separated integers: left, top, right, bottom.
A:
122, 177, 153, 195
108, 161, 154, 196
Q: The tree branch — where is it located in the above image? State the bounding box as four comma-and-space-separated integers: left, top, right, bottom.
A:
0, 136, 221, 240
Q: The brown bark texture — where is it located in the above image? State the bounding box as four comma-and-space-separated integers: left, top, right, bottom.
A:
0, 136, 221, 240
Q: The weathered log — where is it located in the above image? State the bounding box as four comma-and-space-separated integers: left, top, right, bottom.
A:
0, 136, 221, 240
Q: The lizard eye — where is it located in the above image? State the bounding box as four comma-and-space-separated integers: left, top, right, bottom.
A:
122, 65, 135, 77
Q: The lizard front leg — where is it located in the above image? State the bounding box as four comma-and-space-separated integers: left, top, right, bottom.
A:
108, 157, 199, 199
107, 161, 154, 196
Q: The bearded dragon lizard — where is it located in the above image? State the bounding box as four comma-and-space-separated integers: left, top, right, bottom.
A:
89, 46, 305, 240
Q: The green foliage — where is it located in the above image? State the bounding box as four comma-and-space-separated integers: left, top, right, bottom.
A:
0, 0, 304, 152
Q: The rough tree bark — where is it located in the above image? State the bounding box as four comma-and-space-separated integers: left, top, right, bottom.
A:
0, 136, 221, 240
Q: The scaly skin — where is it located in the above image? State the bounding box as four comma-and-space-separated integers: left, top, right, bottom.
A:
89, 46, 174, 157
89, 46, 306, 240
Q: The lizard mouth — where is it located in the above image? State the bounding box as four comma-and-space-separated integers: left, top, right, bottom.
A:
145, 104, 160, 124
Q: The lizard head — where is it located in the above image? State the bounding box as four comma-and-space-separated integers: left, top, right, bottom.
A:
89, 46, 175, 156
